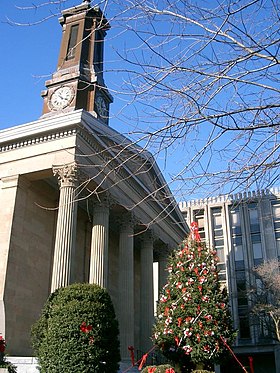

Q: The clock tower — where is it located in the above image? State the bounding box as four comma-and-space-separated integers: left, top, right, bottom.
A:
41, 0, 112, 124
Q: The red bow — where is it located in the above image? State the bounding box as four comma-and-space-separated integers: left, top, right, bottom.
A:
138, 353, 148, 370
248, 356, 254, 373
0, 336, 6, 353
190, 222, 201, 242
80, 322, 92, 333
128, 345, 135, 366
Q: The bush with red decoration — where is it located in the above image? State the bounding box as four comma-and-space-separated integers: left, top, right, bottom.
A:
31, 283, 120, 373
141, 364, 176, 373
0, 336, 17, 372
152, 223, 235, 372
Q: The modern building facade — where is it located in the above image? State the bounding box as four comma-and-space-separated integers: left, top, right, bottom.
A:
179, 188, 280, 373
0, 2, 188, 372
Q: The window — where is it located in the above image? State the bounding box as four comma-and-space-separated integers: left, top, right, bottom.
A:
94, 30, 103, 70
272, 202, 280, 257
239, 314, 251, 339
230, 205, 250, 339
66, 24, 79, 60
248, 202, 263, 265
193, 209, 205, 240
253, 242, 263, 266
211, 207, 225, 280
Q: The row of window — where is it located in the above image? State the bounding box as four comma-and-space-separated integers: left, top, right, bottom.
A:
188, 198, 280, 341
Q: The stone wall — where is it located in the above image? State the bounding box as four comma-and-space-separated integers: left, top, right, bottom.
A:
4, 178, 57, 356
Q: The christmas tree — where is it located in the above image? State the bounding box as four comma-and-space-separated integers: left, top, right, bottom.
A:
153, 222, 235, 372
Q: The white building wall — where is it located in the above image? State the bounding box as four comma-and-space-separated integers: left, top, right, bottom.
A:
179, 188, 280, 371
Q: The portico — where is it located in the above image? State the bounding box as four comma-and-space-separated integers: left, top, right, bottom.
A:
0, 109, 187, 364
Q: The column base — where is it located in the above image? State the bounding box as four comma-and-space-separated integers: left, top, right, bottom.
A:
118, 359, 139, 372
6, 357, 38, 373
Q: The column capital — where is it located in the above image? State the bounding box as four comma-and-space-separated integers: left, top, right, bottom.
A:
119, 212, 137, 231
53, 162, 79, 187
93, 192, 115, 210
141, 229, 155, 244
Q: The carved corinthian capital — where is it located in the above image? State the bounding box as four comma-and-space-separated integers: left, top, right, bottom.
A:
53, 162, 79, 187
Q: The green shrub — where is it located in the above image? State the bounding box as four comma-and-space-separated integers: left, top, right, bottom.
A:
31, 283, 120, 373
0, 336, 17, 373
191, 370, 214, 373
142, 364, 176, 372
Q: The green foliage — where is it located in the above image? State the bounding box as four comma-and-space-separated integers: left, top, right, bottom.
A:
0, 362, 17, 373
191, 370, 214, 373
31, 283, 120, 373
152, 233, 235, 370
141, 364, 176, 372
0, 336, 17, 373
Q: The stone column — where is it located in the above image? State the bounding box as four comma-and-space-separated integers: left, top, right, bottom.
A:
51, 162, 78, 293
158, 256, 168, 292
89, 195, 110, 288
118, 213, 135, 361
0, 175, 20, 338
275, 345, 280, 373
140, 231, 154, 353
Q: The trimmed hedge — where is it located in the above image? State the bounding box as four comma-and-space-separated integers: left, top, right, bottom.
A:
141, 366, 214, 373
31, 283, 120, 373
142, 365, 176, 372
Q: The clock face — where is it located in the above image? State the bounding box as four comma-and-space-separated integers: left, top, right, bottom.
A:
96, 95, 107, 118
49, 86, 74, 110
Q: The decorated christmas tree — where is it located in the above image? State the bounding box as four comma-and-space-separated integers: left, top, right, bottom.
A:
152, 223, 235, 372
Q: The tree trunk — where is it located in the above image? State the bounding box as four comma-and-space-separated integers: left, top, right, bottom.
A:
196, 363, 205, 369
175, 362, 182, 372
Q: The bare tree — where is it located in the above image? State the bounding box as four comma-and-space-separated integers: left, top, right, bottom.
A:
4, 0, 280, 200
107, 0, 280, 199
251, 259, 280, 342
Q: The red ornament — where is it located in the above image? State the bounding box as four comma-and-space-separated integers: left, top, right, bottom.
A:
148, 368, 157, 373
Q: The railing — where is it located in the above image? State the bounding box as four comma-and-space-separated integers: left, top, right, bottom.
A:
179, 187, 280, 209
135, 349, 170, 366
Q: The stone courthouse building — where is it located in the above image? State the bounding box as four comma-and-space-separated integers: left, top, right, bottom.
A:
0, 2, 187, 371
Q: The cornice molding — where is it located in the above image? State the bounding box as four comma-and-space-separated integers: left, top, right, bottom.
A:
0, 128, 77, 153
179, 187, 280, 210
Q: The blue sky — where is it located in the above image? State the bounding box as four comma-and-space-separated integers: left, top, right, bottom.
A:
0, 2, 156, 140
1, 3, 62, 127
